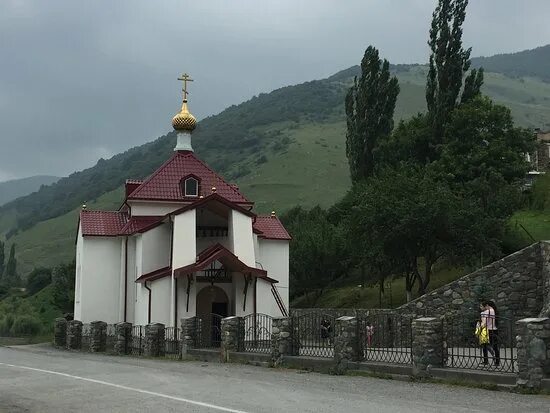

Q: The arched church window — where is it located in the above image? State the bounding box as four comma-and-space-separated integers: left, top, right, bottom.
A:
183, 177, 199, 197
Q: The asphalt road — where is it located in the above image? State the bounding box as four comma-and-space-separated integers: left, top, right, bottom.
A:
0, 345, 548, 413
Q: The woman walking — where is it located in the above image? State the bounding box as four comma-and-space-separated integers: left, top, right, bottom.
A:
479, 300, 499, 366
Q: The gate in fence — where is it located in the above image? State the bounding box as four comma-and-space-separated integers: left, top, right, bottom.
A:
131, 325, 144, 356
358, 313, 413, 365
195, 313, 223, 348
242, 313, 272, 354
293, 312, 335, 358
444, 315, 516, 373
165, 327, 181, 358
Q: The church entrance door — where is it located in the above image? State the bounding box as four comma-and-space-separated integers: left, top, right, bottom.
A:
196, 286, 229, 347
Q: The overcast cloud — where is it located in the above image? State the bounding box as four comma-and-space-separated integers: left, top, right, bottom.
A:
0, 0, 549, 181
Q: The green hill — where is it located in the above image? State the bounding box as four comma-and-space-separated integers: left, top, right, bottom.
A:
3, 46, 550, 276
0, 175, 59, 207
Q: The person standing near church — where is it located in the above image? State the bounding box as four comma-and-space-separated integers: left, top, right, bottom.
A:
480, 301, 499, 366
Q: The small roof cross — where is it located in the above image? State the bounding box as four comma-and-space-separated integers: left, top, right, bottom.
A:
177, 73, 194, 101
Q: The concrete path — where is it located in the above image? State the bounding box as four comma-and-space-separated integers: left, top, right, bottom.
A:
0, 345, 548, 413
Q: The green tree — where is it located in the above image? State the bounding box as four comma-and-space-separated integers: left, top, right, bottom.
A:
345, 46, 400, 182
0, 241, 4, 280
52, 264, 71, 311
26, 267, 52, 296
4, 244, 18, 286
426, 0, 483, 153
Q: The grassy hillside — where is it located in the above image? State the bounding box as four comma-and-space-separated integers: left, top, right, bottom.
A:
0, 175, 59, 207
3, 48, 550, 276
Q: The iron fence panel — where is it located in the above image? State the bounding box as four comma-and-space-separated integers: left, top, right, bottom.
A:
195, 314, 223, 348
293, 312, 335, 358
444, 315, 516, 373
106, 324, 116, 353
359, 314, 412, 365
242, 313, 272, 354
165, 327, 181, 359
131, 325, 144, 356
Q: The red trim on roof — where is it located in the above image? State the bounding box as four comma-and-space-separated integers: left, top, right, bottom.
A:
136, 266, 172, 283
119, 216, 164, 235
253, 216, 291, 240
170, 193, 256, 218
173, 243, 274, 281
127, 152, 252, 205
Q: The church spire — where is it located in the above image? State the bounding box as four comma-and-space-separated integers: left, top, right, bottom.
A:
172, 73, 197, 152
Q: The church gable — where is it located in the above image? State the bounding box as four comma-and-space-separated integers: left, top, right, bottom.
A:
127, 152, 252, 205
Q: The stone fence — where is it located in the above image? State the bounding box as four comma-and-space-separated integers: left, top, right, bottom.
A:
54, 314, 550, 390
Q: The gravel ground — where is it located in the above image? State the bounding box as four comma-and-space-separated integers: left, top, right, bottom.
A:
0, 345, 548, 413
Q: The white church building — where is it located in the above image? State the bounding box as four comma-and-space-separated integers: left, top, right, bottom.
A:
74, 75, 290, 327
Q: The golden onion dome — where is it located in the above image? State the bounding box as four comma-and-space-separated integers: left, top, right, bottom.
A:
172, 100, 197, 131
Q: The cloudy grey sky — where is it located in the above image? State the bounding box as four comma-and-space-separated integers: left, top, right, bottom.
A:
1, 0, 549, 181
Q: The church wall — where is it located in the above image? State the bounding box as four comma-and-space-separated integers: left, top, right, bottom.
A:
176, 274, 197, 319
256, 278, 282, 316
141, 223, 171, 274
125, 236, 137, 324
129, 201, 183, 216
233, 273, 254, 317
258, 239, 290, 310
228, 210, 255, 267
173, 210, 196, 268
134, 236, 149, 326
74, 225, 84, 321
78, 236, 122, 324
150, 277, 172, 325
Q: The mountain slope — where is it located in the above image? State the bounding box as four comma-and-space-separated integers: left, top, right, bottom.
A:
471, 45, 550, 82
0, 176, 59, 207
3, 46, 550, 275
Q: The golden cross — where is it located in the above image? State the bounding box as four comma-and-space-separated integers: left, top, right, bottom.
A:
177, 73, 193, 101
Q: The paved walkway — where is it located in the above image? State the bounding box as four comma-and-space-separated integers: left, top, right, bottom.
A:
0, 345, 548, 413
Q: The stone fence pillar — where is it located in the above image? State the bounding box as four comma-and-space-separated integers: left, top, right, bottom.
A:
333, 316, 360, 374
54, 318, 67, 348
66, 320, 83, 350
516, 317, 550, 390
181, 317, 197, 356
114, 322, 132, 355
221, 316, 244, 361
90, 321, 107, 352
412, 317, 444, 377
144, 323, 165, 357
271, 317, 297, 366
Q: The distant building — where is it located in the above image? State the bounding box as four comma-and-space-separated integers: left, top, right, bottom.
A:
524, 130, 550, 188
74, 74, 290, 326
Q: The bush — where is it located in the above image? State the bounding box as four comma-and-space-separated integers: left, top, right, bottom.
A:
10, 315, 42, 336
0, 314, 15, 335
26, 267, 52, 296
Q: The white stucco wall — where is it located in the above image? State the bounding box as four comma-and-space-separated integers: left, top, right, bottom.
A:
134, 236, 149, 326
141, 223, 171, 274
125, 237, 137, 324
172, 210, 196, 269
78, 235, 122, 324
258, 239, 290, 310
228, 210, 255, 266
256, 278, 283, 316
233, 273, 254, 317
74, 225, 84, 321
176, 274, 197, 320
128, 201, 183, 216
150, 277, 172, 325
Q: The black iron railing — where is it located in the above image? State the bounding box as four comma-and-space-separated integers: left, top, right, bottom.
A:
131, 325, 144, 356
444, 315, 516, 373
195, 313, 223, 348
293, 312, 335, 358
359, 314, 412, 365
165, 327, 181, 358
242, 313, 272, 354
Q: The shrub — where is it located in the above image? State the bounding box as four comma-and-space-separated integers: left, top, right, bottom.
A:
26, 268, 52, 296
0, 314, 15, 335
10, 315, 42, 336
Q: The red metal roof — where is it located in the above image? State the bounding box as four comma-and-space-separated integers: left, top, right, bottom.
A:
127, 151, 251, 204
253, 216, 291, 240
119, 216, 163, 235
80, 211, 128, 237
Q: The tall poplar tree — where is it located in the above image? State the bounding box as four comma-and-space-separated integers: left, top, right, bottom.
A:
345, 46, 400, 183
426, 0, 483, 147
0, 241, 4, 280
5, 244, 17, 285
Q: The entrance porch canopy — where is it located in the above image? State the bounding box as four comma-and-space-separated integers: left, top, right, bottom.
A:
135, 243, 276, 284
